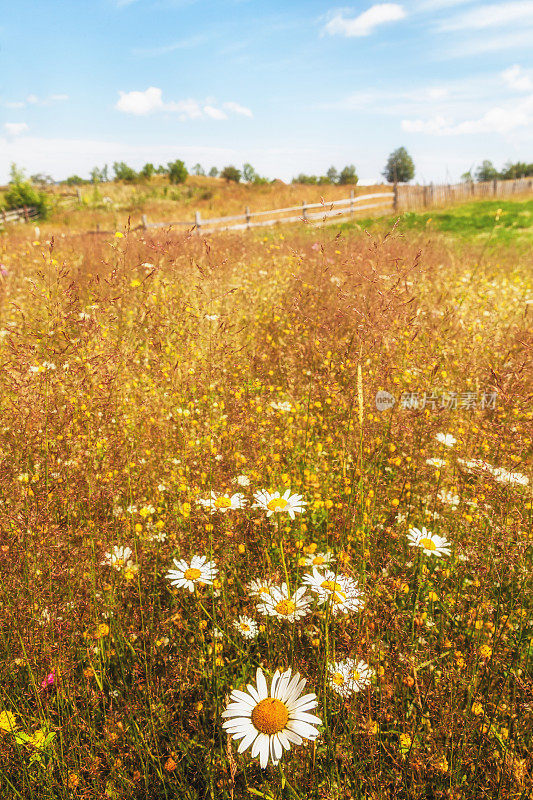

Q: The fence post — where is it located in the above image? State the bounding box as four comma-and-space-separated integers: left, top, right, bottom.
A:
23, 205, 29, 223
302, 201, 307, 222
349, 189, 354, 215
423, 185, 429, 208
393, 182, 398, 213
195, 210, 202, 233
493, 179, 497, 196
141, 214, 148, 229
245, 206, 251, 229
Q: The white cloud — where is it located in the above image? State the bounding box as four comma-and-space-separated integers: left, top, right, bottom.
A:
4, 122, 29, 136
203, 105, 228, 120
4, 93, 68, 109
324, 3, 406, 37
402, 94, 533, 135
502, 65, 533, 92
223, 101, 253, 117
132, 35, 206, 57
439, 1, 533, 30
116, 87, 165, 114
115, 88, 252, 120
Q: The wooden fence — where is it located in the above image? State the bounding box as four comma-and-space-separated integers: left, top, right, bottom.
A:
142, 190, 395, 234
395, 176, 533, 211
0, 206, 39, 227
140, 177, 533, 234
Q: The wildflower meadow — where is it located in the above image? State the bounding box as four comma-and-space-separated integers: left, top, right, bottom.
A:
0, 214, 531, 799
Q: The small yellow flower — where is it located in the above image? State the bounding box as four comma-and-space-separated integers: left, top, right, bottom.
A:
472, 702, 484, 716
0, 711, 17, 733
114, 231, 124, 238
96, 623, 110, 638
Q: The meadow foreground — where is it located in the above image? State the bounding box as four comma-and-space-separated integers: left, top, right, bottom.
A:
0, 213, 531, 799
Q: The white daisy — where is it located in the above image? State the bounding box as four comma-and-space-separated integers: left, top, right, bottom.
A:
457, 458, 494, 473
256, 583, 312, 622
492, 468, 529, 486
253, 489, 307, 520
101, 545, 133, 571
345, 658, 374, 692
328, 661, 355, 698
222, 666, 321, 769
233, 616, 259, 639
301, 551, 336, 568
232, 474, 250, 487
302, 568, 364, 616
437, 489, 460, 507
198, 492, 247, 514
435, 433, 456, 447
407, 527, 451, 557
166, 555, 218, 591
426, 458, 447, 468
247, 579, 276, 599
270, 401, 293, 413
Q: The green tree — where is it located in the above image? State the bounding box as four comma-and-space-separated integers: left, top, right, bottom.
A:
167, 159, 188, 184
192, 163, 205, 176
208, 167, 219, 177
4, 163, 50, 217
475, 160, 499, 182
383, 147, 415, 183
113, 161, 138, 182
242, 163, 257, 183
338, 165, 358, 185
65, 175, 87, 186
326, 166, 339, 184
139, 163, 155, 180
220, 165, 241, 183
292, 173, 318, 185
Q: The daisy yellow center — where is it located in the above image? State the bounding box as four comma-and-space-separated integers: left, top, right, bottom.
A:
184, 567, 202, 581
331, 591, 347, 604
275, 599, 296, 616
258, 586, 270, 595
215, 497, 232, 509
241, 623, 250, 631
351, 669, 360, 680
321, 580, 343, 595
332, 672, 345, 686
312, 555, 325, 565
251, 698, 289, 735
419, 537, 437, 551
267, 498, 288, 511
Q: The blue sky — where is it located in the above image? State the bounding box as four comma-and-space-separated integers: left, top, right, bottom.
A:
1, 0, 532, 183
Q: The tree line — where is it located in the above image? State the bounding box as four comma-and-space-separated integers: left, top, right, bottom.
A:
462, 160, 533, 183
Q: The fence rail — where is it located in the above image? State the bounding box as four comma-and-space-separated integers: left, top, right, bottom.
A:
140, 177, 533, 235
0, 206, 39, 227
142, 190, 395, 233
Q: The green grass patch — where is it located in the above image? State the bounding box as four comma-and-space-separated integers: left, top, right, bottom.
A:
337, 198, 533, 248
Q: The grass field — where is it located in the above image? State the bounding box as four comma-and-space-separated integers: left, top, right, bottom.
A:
339, 199, 533, 250
0, 200, 531, 799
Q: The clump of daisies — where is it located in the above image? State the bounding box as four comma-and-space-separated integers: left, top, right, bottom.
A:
302, 568, 365, 616
101, 545, 135, 572
407, 527, 451, 557
328, 659, 374, 697
435, 433, 456, 447
166, 555, 217, 592
253, 489, 306, 520
222, 667, 321, 768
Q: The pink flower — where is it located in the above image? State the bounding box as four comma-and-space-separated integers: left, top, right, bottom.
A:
40, 669, 56, 692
